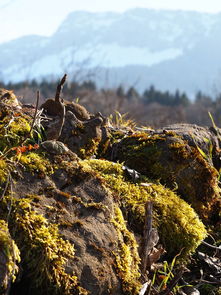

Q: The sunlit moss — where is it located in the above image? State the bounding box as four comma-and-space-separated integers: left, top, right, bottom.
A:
111, 206, 141, 294
84, 159, 207, 259
79, 138, 100, 159
18, 152, 54, 174
0, 196, 86, 294
0, 219, 20, 291
113, 133, 220, 222
0, 114, 31, 151
0, 159, 8, 184
9, 116, 30, 135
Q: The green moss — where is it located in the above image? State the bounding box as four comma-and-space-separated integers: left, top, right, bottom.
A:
79, 138, 100, 159
0, 159, 8, 184
0, 114, 31, 151
18, 152, 54, 175
9, 117, 30, 135
114, 133, 220, 222
84, 159, 207, 259
111, 206, 141, 294
0, 196, 85, 295
0, 219, 20, 290
115, 133, 166, 179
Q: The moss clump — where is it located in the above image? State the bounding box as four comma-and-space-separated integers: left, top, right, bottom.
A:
0, 196, 85, 295
18, 152, 54, 175
113, 133, 220, 222
0, 115, 31, 151
0, 159, 8, 184
111, 206, 141, 294
79, 138, 100, 159
9, 116, 30, 135
0, 219, 20, 292
85, 159, 207, 259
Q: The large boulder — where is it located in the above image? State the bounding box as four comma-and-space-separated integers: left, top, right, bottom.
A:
110, 125, 221, 223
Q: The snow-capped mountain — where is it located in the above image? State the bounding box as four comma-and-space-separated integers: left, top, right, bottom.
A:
1, 8, 221, 95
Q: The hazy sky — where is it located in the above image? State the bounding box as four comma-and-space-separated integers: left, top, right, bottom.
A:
1, 0, 221, 44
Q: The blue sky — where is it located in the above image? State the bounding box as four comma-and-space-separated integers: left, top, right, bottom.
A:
1, 0, 221, 44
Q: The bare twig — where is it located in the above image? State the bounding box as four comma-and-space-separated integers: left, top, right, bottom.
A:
202, 240, 221, 251
6, 172, 13, 222
29, 90, 40, 136
141, 201, 153, 275
19, 89, 40, 145
57, 102, 66, 139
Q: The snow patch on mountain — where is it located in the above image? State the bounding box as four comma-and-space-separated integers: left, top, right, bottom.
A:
95, 44, 183, 67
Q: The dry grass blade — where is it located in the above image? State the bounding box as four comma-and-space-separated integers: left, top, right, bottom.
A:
159, 266, 188, 295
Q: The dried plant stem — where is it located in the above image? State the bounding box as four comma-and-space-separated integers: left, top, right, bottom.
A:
202, 241, 221, 251
141, 201, 153, 275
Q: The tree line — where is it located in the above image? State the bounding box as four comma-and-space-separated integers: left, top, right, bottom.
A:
1, 79, 221, 128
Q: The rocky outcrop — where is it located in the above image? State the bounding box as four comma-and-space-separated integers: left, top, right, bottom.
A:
0, 87, 220, 295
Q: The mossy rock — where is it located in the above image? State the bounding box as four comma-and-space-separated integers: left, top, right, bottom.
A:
1, 149, 206, 294
85, 159, 207, 260
0, 113, 31, 151
0, 220, 20, 294
111, 131, 221, 222
0, 152, 141, 294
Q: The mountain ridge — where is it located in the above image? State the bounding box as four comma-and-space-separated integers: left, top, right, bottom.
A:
1, 8, 221, 95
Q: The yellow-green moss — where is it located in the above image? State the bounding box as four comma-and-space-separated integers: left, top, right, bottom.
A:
111, 206, 141, 294
0, 219, 20, 289
0, 114, 31, 151
113, 133, 220, 222
0, 159, 8, 184
9, 117, 30, 135
84, 159, 207, 259
18, 152, 54, 174
0, 196, 85, 294
79, 138, 100, 159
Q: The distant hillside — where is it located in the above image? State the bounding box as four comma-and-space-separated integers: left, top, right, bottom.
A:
1, 8, 221, 95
